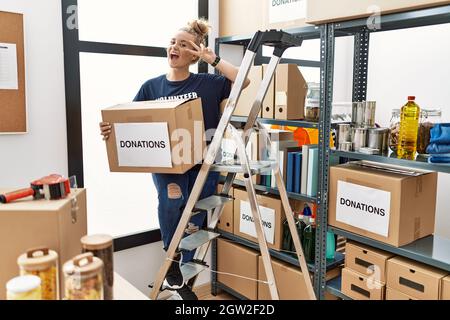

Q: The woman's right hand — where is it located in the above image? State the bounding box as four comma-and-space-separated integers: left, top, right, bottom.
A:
99, 122, 112, 140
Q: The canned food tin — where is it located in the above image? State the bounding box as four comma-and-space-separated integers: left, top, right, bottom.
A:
353, 128, 367, 152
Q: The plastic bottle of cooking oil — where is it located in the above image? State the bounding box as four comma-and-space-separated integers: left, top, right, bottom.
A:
397, 96, 421, 159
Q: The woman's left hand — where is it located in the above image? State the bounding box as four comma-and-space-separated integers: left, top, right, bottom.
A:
187, 40, 216, 65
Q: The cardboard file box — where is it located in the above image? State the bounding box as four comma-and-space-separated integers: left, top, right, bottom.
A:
274, 64, 307, 120
387, 256, 448, 300
306, 0, 450, 25
262, 64, 275, 119
234, 66, 263, 117
386, 287, 417, 300
441, 276, 450, 300
329, 161, 437, 247
102, 98, 205, 174
217, 238, 259, 300
0, 188, 87, 300
345, 241, 394, 283
233, 188, 286, 251
341, 267, 385, 300
217, 184, 234, 234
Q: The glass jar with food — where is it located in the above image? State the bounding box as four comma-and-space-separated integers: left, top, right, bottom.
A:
81, 234, 114, 300
305, 83, 320, 122
17, 247, 59, 300
389, 109, 401, 153
63, 252, 104, 300
6, 275, 42, 300
417, 109, 442, 155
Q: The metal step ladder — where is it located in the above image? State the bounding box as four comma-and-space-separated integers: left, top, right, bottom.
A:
149, 30, 316, 300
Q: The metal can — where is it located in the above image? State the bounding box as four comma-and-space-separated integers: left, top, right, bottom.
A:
352, 102, 365, 127
338, 142, 353, 151
353, 128, 367, 151
364, 101, 377, 127
337, 124, 352, 144
367, 128, 385, 153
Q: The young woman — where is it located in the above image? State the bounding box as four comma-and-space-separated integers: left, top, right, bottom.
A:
100, 19, 249, 300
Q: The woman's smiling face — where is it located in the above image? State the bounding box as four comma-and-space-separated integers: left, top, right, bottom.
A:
167, 31, 198, 68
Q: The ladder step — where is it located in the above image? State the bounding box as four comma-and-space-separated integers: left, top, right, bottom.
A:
211, 160, 276, 175
179, 230, 220, 252
194, 195, 233, 211
181, 263, 208, 282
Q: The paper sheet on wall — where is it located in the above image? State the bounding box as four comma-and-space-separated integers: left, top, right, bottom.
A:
0, 43, 19, 90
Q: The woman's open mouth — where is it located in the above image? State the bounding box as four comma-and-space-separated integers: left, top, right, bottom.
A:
170, 53, 179, 61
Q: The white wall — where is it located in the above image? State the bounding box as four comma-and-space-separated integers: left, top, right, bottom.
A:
365, 24, 450, 238
0, 0, 68, 187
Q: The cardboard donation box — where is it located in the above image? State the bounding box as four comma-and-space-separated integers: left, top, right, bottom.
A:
386, 288, 416, 300
258, 256, 314, 300
217, 184, 234, 233
0, 188, 87, 300
345, 241, 394, 283
217, 238, 259, 300
341, 267, 385, 300
219, 0, 311, 37
102, 98, 205, 174
306, 0, 450, 25
386, 257, 448, 300
233, 188, 286, 251
329, 161, 438, 247
441, 276, 450, 300
274, 64, 307, 120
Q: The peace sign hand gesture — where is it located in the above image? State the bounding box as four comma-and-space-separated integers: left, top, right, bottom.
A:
186, 40, 217, 65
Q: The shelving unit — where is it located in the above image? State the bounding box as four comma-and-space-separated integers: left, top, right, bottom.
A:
211, 24, 336, 299
218, 176, 317, 203
326, 276, 352, 300
219, 230, 345, 273
319, 4, 450, 300
212, 4, 450, 300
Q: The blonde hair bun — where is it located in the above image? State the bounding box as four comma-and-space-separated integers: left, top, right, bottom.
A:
189, 19, 210, 37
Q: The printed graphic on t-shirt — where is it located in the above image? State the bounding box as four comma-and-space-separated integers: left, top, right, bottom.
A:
156, 92, 198, 101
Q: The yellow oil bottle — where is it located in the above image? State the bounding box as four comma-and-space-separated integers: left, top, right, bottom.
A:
397, 96, 421, 159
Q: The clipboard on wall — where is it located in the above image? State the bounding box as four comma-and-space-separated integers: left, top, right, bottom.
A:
0, 11, 26, 134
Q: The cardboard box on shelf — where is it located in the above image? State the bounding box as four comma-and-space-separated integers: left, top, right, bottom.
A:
442, 276, 450, 300
233, 188, 286, 251
219, 0, 311, 37
101, 98, 205, 174
341, 267, 385, 300
262, 64, 275, 119
328, 161, 438, 247
217, 184, 234, 234
258, 256, 310, 300
258, 256, 341, 300
345, 241, 394, 283
0, 188, 87, 300
386, 256, 448, 300
307, 0, 450, 25
217, 238, 259, 300
234, 66, 263, 117
274, 64, 307, 120
386, 287, 417, 300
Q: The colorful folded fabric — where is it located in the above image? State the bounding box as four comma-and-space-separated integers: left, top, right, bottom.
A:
429, 123, 450, 145
426, 143, 450, 154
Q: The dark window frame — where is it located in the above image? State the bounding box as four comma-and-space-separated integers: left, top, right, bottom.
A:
61, 0, 208, 251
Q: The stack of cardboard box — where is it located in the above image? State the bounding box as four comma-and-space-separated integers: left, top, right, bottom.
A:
341, 241, 393, 300
341, 241, 450, 300
386, 257, 448, 300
